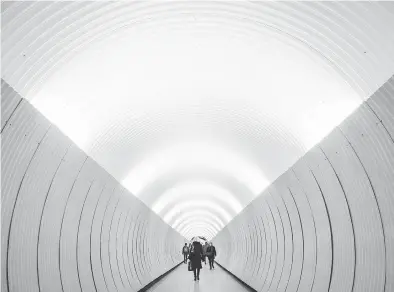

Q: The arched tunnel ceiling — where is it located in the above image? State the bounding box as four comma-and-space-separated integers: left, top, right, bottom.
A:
2, 1, 394, 239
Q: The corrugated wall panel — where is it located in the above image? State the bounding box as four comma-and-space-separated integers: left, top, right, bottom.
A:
2, 2, 394, 98
214, 75, 394, 292
37, 144, 87, 292
1, 80, 23, 133
77, 179, 107, 292
339, 100, 394, 291
321, 129, 385, 292
1, 80, 184, 292
1, 88, 52, 292
11, 127, 73, 292
90, 182, 117, 292
292, 159, 332, 292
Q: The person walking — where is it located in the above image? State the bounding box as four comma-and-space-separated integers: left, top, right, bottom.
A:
206, 242, 217, 270
182, 243, 189, 264
202, 241, 209, 265
188, 240, 203, 281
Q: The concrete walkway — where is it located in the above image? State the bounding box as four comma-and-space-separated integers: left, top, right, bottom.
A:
147, 262, 252, 292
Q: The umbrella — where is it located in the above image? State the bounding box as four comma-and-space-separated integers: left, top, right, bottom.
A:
190, 236, 208, 244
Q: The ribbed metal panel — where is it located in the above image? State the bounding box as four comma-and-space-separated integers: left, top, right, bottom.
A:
2, 3, 394, 232
1, 80, 23, 133
2, 2, 393, 98
1, 81, 184, 292
214, 75, 394, 292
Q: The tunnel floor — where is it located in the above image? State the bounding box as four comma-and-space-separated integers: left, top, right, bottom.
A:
146, 262, 252, 292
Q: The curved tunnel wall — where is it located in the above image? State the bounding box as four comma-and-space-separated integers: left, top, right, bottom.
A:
1, 79, 184, 292
214, 75, 394, 292
2, 1, 394, 241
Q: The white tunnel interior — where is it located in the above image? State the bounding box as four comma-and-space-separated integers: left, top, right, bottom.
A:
1, 1, 394, 292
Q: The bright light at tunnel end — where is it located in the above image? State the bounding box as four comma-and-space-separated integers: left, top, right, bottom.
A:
30, 9, 364, 239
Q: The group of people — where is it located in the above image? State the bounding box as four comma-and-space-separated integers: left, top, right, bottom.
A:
182, 241, 217, 281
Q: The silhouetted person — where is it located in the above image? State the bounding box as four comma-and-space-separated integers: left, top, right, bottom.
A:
188, 241, 203, 281
182, 243, 189, 263
202, 241, 209, 264
206, 242, 217, 270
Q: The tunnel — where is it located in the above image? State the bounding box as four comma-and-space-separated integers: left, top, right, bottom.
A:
1, 2, 394, 292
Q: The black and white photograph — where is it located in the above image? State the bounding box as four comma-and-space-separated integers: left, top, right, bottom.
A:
1, 1, 394, 291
